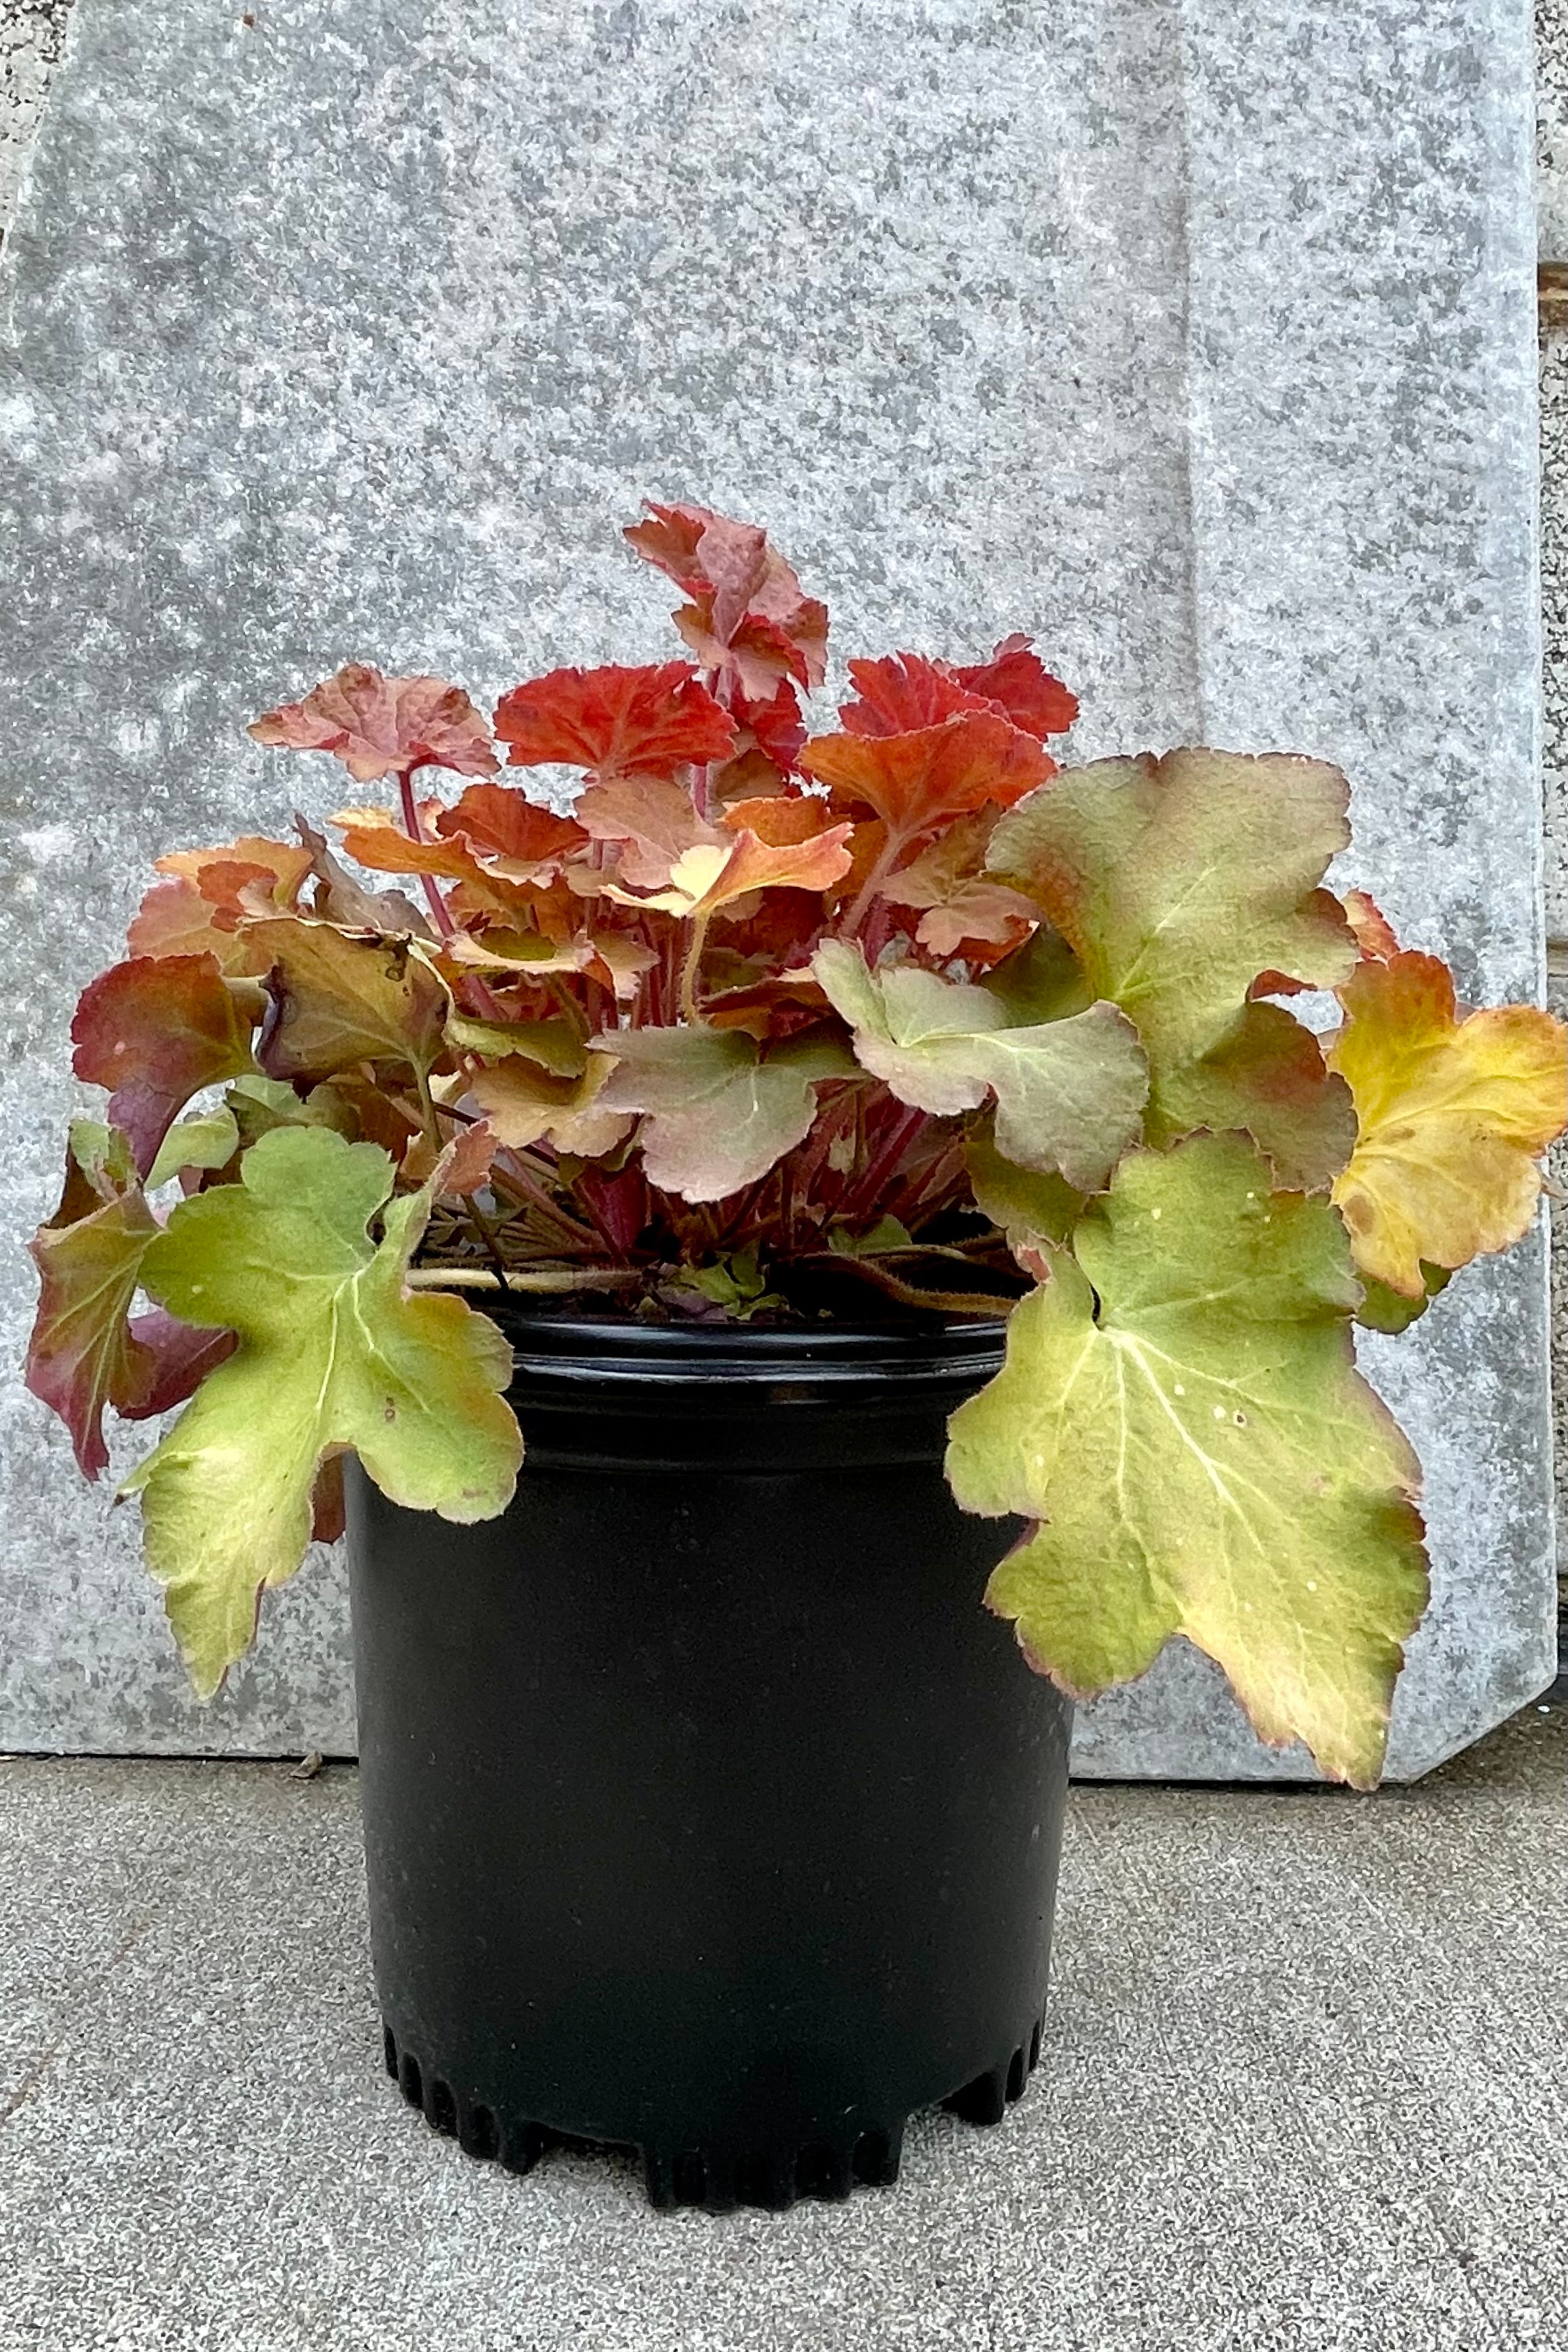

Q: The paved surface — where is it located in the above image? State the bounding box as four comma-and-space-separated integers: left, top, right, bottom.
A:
0, 1705, 1563, 2352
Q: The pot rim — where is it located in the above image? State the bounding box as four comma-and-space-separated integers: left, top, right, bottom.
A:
477, 1304, 1010, 1390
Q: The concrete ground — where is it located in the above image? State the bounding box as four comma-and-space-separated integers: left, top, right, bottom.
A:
0, 1708, 1563, 2352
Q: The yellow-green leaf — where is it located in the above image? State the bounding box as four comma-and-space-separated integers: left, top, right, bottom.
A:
813, 939, 1147, 1192
249, 919, 449, 1084
989, 749, 1356, 1080
1149, 1000, 1356, 1193
121, 1126, 521, 1696
946, 1133, 1428, 1787
1326, 949, 1568, 1295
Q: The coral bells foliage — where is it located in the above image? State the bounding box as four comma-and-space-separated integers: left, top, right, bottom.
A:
26, 502, 1568, 1785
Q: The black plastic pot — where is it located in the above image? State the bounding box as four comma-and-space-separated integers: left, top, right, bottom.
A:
345, 1313, 1071, 2213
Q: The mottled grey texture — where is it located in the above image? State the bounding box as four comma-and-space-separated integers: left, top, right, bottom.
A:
0, 0, 1553, 1770
1, 1713, 1563, 2351
0, 0, 72, 242
1540, 0, 1568, 261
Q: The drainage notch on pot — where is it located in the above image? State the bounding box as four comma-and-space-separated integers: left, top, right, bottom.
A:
348, 1315, 1072, 2212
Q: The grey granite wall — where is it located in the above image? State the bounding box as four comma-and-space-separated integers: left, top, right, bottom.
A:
0, 0, 1556, 1774
1538, 0, 1568, 1592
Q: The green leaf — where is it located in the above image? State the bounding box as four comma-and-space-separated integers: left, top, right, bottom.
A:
1148, 1000, 1356, 1194
965, 1123, 1083, 1247
980, 924, 1092, 1025
812, 940, 1147, 1192
945, 1133, 1428, 1787
1354, 1261, 1453, 1335
227, 1073, 357, 1145
446, 1012, 587, 1078
591, 1025, 856, 1202
147, 1107, 241, 1190
121, 1126, 522, 1696
668, 1244, 784, 1320
989, 750, 1356, 1080
828, 1214, 914, 1257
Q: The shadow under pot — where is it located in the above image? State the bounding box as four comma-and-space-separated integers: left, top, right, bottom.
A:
345, 1310, 1071, 2214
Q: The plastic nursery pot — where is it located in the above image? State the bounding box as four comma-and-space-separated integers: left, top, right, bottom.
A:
345, 1310, 1072, 2214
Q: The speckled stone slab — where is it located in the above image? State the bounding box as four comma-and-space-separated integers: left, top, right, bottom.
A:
0, 0, 1550, 1772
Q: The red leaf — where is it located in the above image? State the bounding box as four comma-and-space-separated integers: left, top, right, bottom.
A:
249, 665, 499, 783
71, 956, 256, 1176
436, 785, 588, 872
117, 1309, 239, 1421
731, 682, 807, 773
626, 501, 828, 694
799, 713, 1054, 846
493, 662, 735, 781
622, 502, 711, 594
311, 1454, 347, 1545
950, 637, 1078, 740
839, 654, 997, 738
839, 640, 1077, 743
24, 1141, 159, 1478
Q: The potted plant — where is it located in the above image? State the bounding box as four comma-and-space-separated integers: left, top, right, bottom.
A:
25, 502, 1567, 2211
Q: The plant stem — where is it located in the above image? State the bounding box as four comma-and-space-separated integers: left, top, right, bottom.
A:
678, 913, 712, 1025
842, 1099, 928, 1224
397, 765, 457, 941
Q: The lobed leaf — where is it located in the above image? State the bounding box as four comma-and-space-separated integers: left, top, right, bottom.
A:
946, 1134, 1429, 1787
626, 501, 829, 696
25, 1128, 160, 1477
467, 1053, 632, 1157
1326, 950, 1568, 1295
71, 954, 256, 1176
607, 822, 853, 923
812, 941, 1147, 1192
1149, 1000, 1356, 1194
250, 921, 449, 1085
591, 1024, 856, 1200
434, 786, 587, 876
121, 1126, 522, 1696
249, 665, 498, 782
801, 713, 1053, 847
990, 749, 1356, 1080
493, 662, 735, 780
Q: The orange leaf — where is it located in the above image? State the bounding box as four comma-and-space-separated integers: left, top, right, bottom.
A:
435, 784, 588, 874
1326, 951, 1568, 1294
576, 774, 726, 890
949, 636, 1078, 740
799, 712, 1053, 844
839, 639, 1077, 742
721, 795, 848, 848
839, 653, 997, 738
493, 662, 735, 780
249, 665, 498, 783
329, 805, 486, 882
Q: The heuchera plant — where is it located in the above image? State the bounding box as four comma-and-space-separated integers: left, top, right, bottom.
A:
25, 503, 1568, 1786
